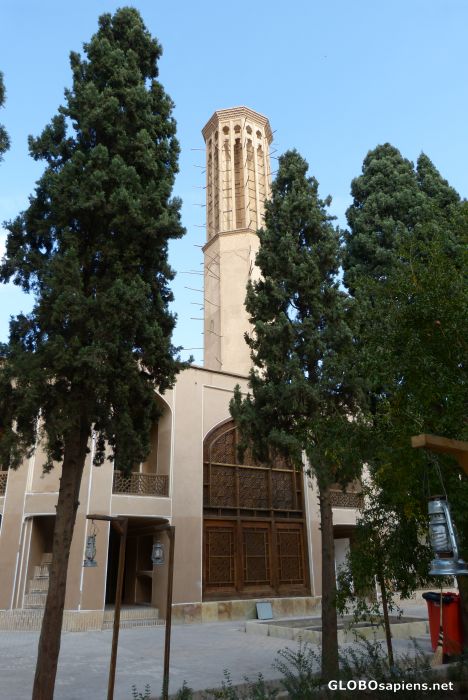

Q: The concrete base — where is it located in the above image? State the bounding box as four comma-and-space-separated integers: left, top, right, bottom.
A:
0, 596, 321, 631
245, 615, 429, 644
173, 596, 321, 624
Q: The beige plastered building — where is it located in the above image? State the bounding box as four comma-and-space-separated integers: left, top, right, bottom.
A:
0, 107, 360, 631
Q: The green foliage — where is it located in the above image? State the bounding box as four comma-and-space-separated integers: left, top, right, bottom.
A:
335, 482, 431, 626
230, 149, 362, 487
343, 143, 459, 293
0, 71, 9, 159
169, 640, 468, 699
131, 684, 151, 700
0, 8, 185, 472
171, 672, 277, 700
273, 642, 322, 698
174, 681, 194, 700
342, 143, 468, 598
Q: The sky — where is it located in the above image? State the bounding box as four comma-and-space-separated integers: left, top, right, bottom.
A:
1, 0, 467, 365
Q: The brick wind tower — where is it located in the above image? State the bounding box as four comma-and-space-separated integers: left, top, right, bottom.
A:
202, 107, 273, 375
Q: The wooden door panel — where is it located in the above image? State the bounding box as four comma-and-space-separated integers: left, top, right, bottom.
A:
241, 524, 274, 594
204, 522, 236, 596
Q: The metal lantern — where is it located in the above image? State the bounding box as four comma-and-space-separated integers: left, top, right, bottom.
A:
83, 534, 98, 567
83, 521, 98, 568
151, 540, 165, 566
428, 496, 468, 576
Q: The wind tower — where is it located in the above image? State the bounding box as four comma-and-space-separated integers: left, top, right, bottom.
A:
202, 107, 273, 375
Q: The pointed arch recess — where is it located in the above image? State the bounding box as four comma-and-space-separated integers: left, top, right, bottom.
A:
203, 420, 310, 600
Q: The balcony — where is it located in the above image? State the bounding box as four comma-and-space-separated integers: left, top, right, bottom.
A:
330, 481, 363, 509
112, 471, 169, 497
0, 471, 8, 495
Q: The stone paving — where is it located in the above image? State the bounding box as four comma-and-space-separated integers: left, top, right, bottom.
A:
0, 606, 433, 700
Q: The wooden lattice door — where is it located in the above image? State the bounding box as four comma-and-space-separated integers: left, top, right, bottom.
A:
203, 421, 309, 599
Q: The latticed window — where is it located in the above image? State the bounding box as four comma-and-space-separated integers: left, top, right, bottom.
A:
203, 421, 309, 600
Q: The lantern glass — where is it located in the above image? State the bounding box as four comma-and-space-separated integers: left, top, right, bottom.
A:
428, 496, 468, 576
151, 541, 164, 566
83, 534, 97, 568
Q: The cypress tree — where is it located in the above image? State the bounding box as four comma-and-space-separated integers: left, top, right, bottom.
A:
416, 152, 460, 210
343, 144, 460, 293
0, 71, 10, 159
343, 145, 468, 644
343, 143, 426, 293
231, 150, 361, 680
0, 9, 184, 698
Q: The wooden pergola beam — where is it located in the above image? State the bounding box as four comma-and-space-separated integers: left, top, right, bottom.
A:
411, 433, 468, 476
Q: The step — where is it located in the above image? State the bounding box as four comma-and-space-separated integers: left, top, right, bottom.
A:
29, 578, 49, 593
24, 592, 47, 608
34, 565, 50, 579
102, 607, 161, 630
41, 553, 53, 565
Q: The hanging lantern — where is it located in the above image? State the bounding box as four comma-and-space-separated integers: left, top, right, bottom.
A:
83, 521, 98, 568
151, 540, 165, 566
428, 496, 468, 576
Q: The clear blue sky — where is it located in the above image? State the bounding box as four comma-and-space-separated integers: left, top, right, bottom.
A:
1, 0, 467, 365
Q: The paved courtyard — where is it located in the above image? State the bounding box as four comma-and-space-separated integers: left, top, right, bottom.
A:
0, 607, 432, 699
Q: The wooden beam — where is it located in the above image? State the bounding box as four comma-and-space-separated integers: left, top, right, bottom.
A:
411, 434, 468, 476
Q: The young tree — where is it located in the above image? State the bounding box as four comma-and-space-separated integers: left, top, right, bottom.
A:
231, 150, 362, 680
0, 71, 10, 159
0, 9, 184, 699
336, 482, 432, 665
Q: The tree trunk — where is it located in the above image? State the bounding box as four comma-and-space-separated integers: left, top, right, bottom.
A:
376, 567, 394, 666
319, 482, 339, 680
457, 575, 468, 652
32, 417, 90, 700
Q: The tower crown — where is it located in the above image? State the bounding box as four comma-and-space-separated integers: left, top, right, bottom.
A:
202, 106, 272, 240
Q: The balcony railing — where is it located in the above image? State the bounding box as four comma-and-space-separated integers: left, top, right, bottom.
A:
330, 486, 363, 509
112, 471, 169, 497
0, 471, 8, 495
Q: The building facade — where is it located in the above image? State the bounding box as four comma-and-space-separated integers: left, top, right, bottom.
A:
0, 107, 359, 630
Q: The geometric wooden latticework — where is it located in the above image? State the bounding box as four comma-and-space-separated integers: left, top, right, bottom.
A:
329, 481, 363, 509
203, 422, 303, 518
112, 471, 169, 497
203, 421, 309, 599
0, 471, 8, 496
205, 526, 235, 588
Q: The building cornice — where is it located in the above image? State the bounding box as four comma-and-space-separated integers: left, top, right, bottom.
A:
202, 106, 273, 144
202, 227, 260, 253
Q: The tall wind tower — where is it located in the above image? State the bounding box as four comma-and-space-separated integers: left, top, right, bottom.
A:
202, 107, 273, 375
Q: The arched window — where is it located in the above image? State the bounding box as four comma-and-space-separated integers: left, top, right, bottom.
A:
203, 421, 309, 600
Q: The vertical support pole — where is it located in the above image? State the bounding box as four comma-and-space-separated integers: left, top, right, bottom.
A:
107, 517, 128, 700
162, 526, 175, 700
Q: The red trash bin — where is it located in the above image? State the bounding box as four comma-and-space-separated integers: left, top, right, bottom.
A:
422, 591, 463, 656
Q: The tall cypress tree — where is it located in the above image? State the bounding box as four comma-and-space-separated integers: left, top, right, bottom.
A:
231, 150, 361, 680
343, 144, 426, 293
343, 145, 468, 643
0, 71, 10, 159
0, 9, 184, 698
416, 152, 460, 210
343, 144, 460, 293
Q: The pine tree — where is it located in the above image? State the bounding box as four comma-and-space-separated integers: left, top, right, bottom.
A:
231, 150, 362, 680
0, 71, 10, 159
0, 9, 184, 698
